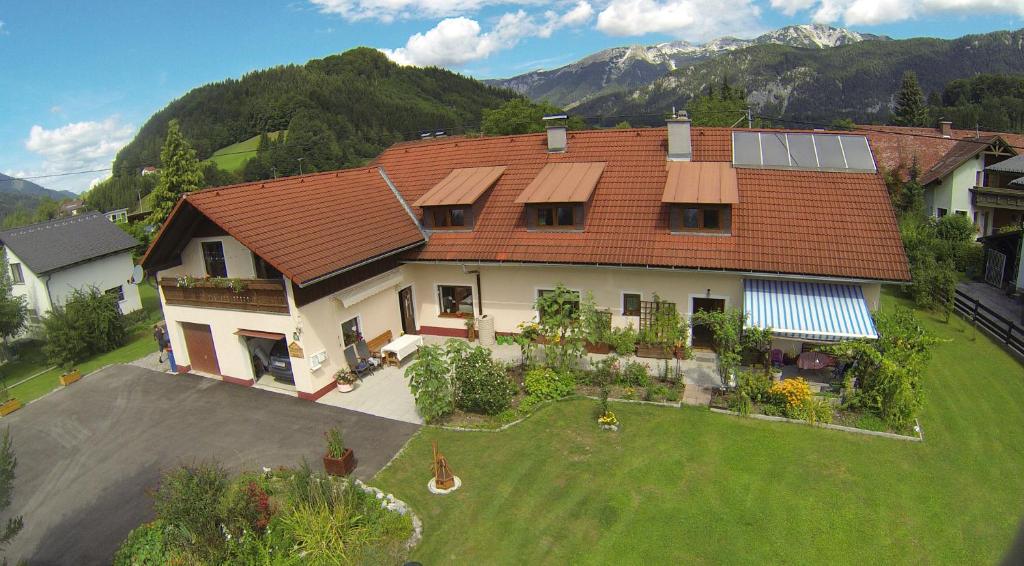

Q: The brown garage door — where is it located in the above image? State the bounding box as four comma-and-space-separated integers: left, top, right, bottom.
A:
182, 322, 221, 375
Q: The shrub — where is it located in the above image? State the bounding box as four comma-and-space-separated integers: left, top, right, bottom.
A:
41, 287, 128, 369
524, 367, 575, 401
738, 370, 772, 403
769, 378, 812, 415
729, 391, 753, 415
590, 355, 621, 386
453, 346, 514, 415
962, 243, 985, 279
605, 324, 637, 355
113, 521, 169, 566
808, 397, 834, 424
534, 284, 585, 372
325, 428, 345, 458
404, 344, 454, 423
152, 463, 229, 554
221, 481, 274, 537
620, 361, 650, 387
665, 388, 680, 402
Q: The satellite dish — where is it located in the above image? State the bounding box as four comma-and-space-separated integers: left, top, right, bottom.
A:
130, 265, 144, 285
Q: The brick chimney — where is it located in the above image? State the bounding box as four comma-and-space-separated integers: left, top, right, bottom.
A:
543, 114, 567, 153
667, 111, 692, 161
938, 119, 953, 138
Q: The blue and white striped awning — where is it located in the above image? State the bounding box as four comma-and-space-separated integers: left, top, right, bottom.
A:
743, 279, 878, 342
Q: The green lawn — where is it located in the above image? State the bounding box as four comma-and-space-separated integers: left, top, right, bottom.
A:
374, 293, 1024, 564
3, 281, 164, 405
207, 130, 285, 173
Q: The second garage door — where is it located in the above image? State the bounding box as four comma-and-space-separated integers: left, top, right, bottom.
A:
182, 322, 221, 375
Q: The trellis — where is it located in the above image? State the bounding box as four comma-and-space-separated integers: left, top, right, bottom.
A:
639, 300, 676, 339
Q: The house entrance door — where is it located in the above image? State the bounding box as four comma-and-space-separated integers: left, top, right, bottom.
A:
691, 298, 725, 350
399, 286, 417, 335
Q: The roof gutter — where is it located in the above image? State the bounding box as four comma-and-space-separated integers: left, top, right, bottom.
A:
399, 259, 911, 286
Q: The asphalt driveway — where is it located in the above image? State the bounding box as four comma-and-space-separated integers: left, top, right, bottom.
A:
2, 365, 420, 566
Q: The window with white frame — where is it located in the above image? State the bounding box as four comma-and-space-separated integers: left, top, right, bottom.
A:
105, 285, 125, 302
9, 263, 23, 285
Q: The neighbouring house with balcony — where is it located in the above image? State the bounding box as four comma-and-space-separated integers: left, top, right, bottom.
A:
0, 212, 142, 327
141, 118, 910, 401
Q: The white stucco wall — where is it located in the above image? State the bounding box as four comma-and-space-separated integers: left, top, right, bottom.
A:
929, 156, 979, 219
6, 248, 52, 321
47, 251, 141, 314
166, 235, 257, 279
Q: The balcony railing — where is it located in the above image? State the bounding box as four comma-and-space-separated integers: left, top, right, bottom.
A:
972, 186, 1024, 211
159, 277, 289, 314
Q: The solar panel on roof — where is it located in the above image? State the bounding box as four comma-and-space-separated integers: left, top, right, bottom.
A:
732, 132, 761, 166
761, 133, 790, 167
812, 134, 847, 169
839, 136, 876, 172
787, 134, 817, 168
731, 132, 876, 173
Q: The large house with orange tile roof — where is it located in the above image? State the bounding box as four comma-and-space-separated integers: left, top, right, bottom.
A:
865, 121, 1024, 235
142, 117, 909, 401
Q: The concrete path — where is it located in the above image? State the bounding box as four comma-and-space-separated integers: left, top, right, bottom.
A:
957, 280, 1024, 325
3, 364, 419, 566
320, 364, 424, 424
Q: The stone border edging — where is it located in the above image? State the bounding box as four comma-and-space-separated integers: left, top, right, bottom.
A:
709, 407, 924, 442
353, 478, 423, 554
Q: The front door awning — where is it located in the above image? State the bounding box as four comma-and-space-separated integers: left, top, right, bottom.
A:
234, 329, 286, 341
743, 279, 878, 342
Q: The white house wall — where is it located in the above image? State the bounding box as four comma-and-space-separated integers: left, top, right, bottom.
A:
6, 248, 52, 320
930, 156, 980, 218
165, 235, 257, 279
47, 251, 141, 314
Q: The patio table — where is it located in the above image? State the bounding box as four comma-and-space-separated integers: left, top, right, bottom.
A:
381, 334, 424, 366
797, 351, 836, 371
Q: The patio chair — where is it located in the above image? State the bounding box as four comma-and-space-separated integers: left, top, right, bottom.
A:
355, 340, 380, 369
770, 348, 784, 368
345, 346, 373, 380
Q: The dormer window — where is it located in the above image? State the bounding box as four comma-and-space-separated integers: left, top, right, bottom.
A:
662, 161, 737, 236
413, 166, 505, 232
516, 162, 605, 231
432, 207, 467, 229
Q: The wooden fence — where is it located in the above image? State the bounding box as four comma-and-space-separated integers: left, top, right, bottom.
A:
950, 288, 1024, 360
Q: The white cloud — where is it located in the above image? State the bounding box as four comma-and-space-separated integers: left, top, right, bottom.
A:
595, 0, 762, 41
381, 3, 592, 67
0, 21, 7, 35
796, 0, 1024, 25
310, 0, 531, 22
20, 116, 135, 192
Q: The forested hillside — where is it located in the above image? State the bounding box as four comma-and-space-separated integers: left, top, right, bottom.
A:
111, 48, 515, 177
0, 173, 77, 227
573, 29, 1024, 127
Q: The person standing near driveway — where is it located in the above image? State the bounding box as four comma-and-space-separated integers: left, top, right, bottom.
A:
153, 323, 169, 363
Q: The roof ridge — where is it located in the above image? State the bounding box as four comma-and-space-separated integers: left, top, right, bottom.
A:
0, 211, 102, 236
185, 165, 382, 198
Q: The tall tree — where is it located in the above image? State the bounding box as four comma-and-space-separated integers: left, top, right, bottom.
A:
686, 80, 758, 127
0, 250, 28, 355
147, 120, 204, 226
0, 428, 22, 560
481, 99, 583, 136
892, 71, 929, 127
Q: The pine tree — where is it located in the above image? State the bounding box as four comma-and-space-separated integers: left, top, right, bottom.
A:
147, 120, 204, 226
893, 71, 929, 127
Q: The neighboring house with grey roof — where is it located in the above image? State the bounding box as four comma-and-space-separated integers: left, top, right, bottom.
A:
0, 212, 142, 324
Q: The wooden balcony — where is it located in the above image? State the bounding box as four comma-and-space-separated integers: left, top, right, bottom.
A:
159, 277, 290, 314
971, 186, 1024, 211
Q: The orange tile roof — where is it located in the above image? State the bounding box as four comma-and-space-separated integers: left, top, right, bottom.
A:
865, 125, 1024, 181
663, 161, 738, 204
412, 166, 505, 207
375, 127, 910, 282
514, 162, 605, 204
143, 167, 425, 286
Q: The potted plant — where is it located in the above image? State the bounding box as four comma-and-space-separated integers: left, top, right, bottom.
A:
335, 370, 357, 393
322, 428, 356, 476
465, 317, 477, 342
0, 384, 20, 417
60, 367, 82, 386
580, 292, 612, 354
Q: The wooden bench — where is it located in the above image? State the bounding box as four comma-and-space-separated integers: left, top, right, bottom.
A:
366, 330, 393, 357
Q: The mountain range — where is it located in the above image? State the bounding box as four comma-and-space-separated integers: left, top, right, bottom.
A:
490, 26, 1024, 127
486, 25, 884, 109
0, 173, 77, 222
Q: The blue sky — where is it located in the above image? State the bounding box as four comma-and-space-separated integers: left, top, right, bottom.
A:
0, 0, 1021, 194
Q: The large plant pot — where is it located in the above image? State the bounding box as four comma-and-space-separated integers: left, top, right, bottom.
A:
466, 327, 476, 342
59, 369, 81, 386
636, 344, 672, 359
0, 399, 21, 416
584, 341, 611, 354
336, 381, 355, 393
323, 448, 356, 476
